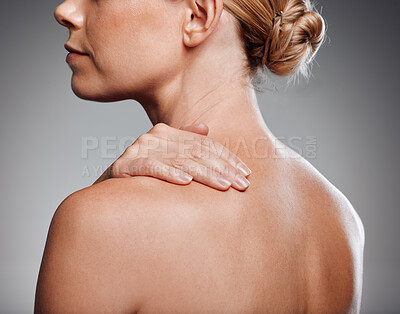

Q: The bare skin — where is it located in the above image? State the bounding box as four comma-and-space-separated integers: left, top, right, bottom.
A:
35, 0, 365, 312
36, 127, 364, 313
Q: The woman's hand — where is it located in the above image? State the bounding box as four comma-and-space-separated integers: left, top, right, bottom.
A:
93, 123, 251, 191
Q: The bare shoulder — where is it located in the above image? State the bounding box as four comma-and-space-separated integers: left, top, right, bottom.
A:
286, 156, 365, 313
36, 175, 232, 312
49, 175, 201, 253
37, 176, 252, 312
54, 175, 200, 225
290, 156, 365, 248
35, 176, 182, 313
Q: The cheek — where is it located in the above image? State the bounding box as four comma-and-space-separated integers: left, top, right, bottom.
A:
86, 2, 182, 90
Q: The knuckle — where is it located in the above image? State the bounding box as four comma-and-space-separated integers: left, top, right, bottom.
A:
216, 163, 232, 177
198, 166, 210, 178
171, 157, 186, 170
137, 133, 153, 145
110, 160, 122, 177
142, 157, 156, 168
190, 144, 205, 159
151, 123, 168, 134
200, 136, 212, 147
138, 157, 158, 174
125, 144, 139, 156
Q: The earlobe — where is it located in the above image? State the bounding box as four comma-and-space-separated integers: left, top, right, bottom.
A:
182, 0, 223, 48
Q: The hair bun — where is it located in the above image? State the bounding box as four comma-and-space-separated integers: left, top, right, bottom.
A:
223, 0, 327, 80
264, 4, 326, 77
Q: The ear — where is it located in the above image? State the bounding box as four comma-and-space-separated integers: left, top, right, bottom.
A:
183, 0, 223, 48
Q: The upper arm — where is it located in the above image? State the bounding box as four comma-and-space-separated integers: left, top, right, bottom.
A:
35, 186, 143, 313
300, 173, 365, 313
341, 197, 365, 313
306, 186, 365, 314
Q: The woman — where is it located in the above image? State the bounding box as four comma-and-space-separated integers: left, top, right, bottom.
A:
35, 0, 365, 313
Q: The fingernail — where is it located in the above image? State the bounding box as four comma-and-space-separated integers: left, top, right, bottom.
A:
217, 175, 231, 188
237, 162, 251, 176
178, 173, 193, 183
235, 174, 250, 189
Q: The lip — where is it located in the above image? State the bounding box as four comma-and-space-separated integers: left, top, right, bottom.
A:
64, 43, 89, 63
64, 43, 88, 55
66, 52, 88, 63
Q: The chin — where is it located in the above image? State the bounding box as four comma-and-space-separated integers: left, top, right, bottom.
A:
71, 78, 129, 103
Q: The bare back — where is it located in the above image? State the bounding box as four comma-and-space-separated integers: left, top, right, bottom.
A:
36, 137, 364, 313
85, 145, 364, 313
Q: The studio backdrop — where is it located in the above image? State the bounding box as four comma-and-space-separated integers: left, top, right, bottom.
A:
0, 0, 399, 313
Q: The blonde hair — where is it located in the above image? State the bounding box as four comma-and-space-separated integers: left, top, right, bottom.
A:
223, 0, 326, 78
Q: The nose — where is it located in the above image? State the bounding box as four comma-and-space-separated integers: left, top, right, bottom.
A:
54, 0, 84, 29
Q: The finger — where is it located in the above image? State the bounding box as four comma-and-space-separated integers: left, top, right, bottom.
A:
116, 157, 194, 185
168, 135, 251, 180
181, 123, 209, 136
170, 132, 252, 177
148, 124, 251, 179
185, 145, 250, 191
201, 138, 252, 177
157, 132, 251, 178
168, 156, 233, 191
160, 139, 250, 191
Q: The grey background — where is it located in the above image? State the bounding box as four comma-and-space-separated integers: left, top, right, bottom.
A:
0, 0, 399, 313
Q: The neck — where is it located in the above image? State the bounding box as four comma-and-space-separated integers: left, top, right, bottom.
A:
138, 69, 270, 146
133, 25, 276, 160
138, 76, 275, 165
